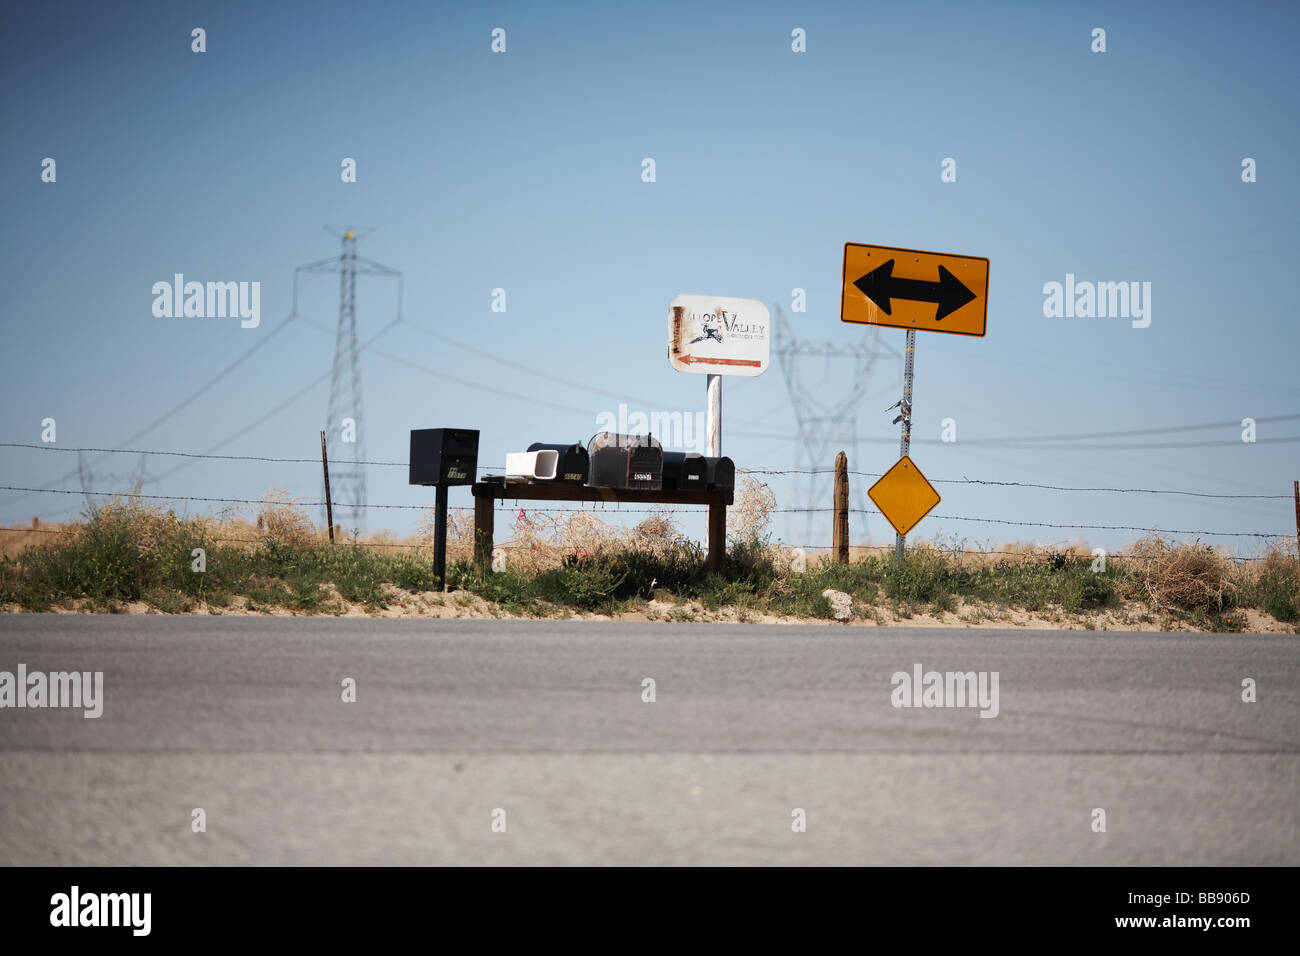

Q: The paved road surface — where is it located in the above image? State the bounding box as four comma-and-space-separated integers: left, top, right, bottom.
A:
1, 616, 1296, 864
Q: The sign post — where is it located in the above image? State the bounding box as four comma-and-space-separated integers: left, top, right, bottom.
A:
706, 374, 722, 456
894, 330, 915, 560
842, 242, 989, 557
668, 294, 770, 459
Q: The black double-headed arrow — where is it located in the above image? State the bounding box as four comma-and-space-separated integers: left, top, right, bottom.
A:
853, 258, 976, 321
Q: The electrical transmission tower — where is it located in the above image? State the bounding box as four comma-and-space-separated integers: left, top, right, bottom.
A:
772, 303, 899, 548
77, 451, 150, 513
295, 229, 402, 533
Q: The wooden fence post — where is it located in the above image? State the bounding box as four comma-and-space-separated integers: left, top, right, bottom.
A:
833, 451, 849, 563
320, 430, 335, 544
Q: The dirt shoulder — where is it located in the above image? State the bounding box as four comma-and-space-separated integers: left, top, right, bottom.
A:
5, 588, 1294, 633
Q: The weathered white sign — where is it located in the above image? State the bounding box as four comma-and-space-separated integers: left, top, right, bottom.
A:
668, 294, 770, 377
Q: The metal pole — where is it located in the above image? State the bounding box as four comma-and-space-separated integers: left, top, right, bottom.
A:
434, 484, 448, 590
706, 373, 722, 457
895, 329, 915, 561
320, 430, 335, 544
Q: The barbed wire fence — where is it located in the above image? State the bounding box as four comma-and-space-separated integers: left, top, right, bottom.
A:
1, 441, 1296, 562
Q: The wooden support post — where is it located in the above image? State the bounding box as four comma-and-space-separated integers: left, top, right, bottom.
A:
1293, 480, 1299, 556
474, 493, 494, 572
320, 430, 335, 544
707, 500, 726, 574
833, 450, 849, 563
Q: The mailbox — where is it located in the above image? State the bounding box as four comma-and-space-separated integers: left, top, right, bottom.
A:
662, 451, 706, 491
587, 432, 663, 490
505, 449, 558, 480
527, 442, 590, 483
409, 428, 479, 486
704, 456, 735, 492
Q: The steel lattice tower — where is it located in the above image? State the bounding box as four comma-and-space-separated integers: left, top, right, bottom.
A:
77, 451, 150, 512
296, 230, 401, 533
772, 303, 898, 548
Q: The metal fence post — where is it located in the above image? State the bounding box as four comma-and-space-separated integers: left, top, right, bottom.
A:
895, 329, 915, 561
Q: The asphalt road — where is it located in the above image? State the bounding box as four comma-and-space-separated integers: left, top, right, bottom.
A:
1, 616, 1297, 865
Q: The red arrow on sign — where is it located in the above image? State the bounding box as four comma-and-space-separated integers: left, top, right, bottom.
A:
679, 355, 762, 367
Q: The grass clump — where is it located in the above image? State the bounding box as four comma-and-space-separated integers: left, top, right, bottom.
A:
1126, 537, 1235, 612
1248, 549, 1300, 622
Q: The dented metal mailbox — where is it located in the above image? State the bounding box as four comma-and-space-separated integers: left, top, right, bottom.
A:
586, 432, 663, 490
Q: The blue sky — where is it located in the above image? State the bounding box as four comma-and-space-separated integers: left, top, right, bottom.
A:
2, 0, 1297, 554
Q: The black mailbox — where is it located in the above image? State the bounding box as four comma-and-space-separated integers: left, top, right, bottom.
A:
590, 446, 664, 490
662, 451, 706, 491
704, 456, 735, 492
625, 444, 664, 490
527, 442, 590, 483
587, 432, 663, 490
409, 428, 479, 486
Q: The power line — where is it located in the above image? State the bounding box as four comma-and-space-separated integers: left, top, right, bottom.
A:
740, 468, 1292, 499
297, 314, 602, 416
147, 372, 333, 485
971, 437, 1300, 450
396, 316, 781, 432
733, 412, 1300, 449
399, 319, 680, 415
960, 412, 1300, 443
2, 443, 342, 465
121, 313, 298, 447
0, 486, 430, 510
728, 430, 1300, 449
4, 313, 298, 509
147, 318, 402, 487
5, 442, 1292, 501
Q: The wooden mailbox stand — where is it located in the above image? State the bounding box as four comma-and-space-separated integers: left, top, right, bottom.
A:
471, 481, 733, 574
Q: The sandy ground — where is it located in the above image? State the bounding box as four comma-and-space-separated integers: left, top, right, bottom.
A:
3, 584, 1294, 633
4, 520, 1294, 632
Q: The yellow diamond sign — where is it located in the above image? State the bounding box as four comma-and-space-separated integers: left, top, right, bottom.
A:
868, 455, 941, 536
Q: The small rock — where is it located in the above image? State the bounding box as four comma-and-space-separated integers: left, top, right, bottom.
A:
821, 588, 852, 622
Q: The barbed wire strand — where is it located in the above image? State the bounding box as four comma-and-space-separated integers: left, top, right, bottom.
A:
2, 443, 1291, 499
1, 484, 1290, 541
